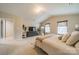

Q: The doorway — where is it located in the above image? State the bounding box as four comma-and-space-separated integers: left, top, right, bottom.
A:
0, 18, 14, 39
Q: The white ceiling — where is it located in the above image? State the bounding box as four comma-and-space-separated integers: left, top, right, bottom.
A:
0, 3, 79, 27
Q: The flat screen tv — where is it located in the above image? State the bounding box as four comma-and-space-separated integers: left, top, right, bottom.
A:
29, 27, 36, 31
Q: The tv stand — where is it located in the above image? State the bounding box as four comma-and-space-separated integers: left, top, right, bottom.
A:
27, 31, 38, 37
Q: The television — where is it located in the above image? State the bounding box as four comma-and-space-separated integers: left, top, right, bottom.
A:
29, 27, 36, 31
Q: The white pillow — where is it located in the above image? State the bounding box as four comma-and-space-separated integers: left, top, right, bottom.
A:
58, 35, 63, 40
66, 31, 79, 46
61, 33, 71, 42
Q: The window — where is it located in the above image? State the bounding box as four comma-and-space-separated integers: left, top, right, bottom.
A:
45, 24, 51, 33
40, 26, 45, 35
57, 20, 68, 34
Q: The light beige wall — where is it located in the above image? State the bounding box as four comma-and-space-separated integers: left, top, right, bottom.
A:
14, 17, 25, 39
68, 15, 79, 33
0, 11, 26, 40
40, 16, 57, 34
55, 14, 79, 33
40, 14, 79, 34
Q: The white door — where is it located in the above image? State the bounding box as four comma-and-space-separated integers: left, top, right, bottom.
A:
5, 20, 14, 38
0, 19, 1, 39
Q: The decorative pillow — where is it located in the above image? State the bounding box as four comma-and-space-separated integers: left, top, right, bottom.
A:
61, 33, 71, 42
58, 35, 63, 40
66, 31, 79, 46
36, 34, 52, 42
36, 37, 45, 42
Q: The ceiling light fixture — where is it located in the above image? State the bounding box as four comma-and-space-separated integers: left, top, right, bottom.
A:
34, 5, 45, 14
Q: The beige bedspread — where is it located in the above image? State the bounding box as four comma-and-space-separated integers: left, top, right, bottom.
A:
37, 35, 78, 55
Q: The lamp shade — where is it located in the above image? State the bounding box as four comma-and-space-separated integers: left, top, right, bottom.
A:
75, 24, 79, 31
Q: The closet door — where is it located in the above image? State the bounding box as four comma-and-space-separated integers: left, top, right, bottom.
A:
0, 18, 6, 39
0, 19, 1, 39
5, 19, 14, 38
0, 18, 14, 39
0, 18, 5, 39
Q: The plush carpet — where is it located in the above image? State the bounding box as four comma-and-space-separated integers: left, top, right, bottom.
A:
0, 37, 47, 55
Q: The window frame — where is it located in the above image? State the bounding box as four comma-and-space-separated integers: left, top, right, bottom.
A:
57, 20, 68, 35
44, 23, 51, 34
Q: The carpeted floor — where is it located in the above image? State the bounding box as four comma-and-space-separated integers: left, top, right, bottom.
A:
0, 37, 47, 55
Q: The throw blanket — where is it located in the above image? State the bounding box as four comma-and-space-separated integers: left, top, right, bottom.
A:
36, 34, 55, 42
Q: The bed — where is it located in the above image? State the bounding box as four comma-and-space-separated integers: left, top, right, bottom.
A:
36, 35, 79, 55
